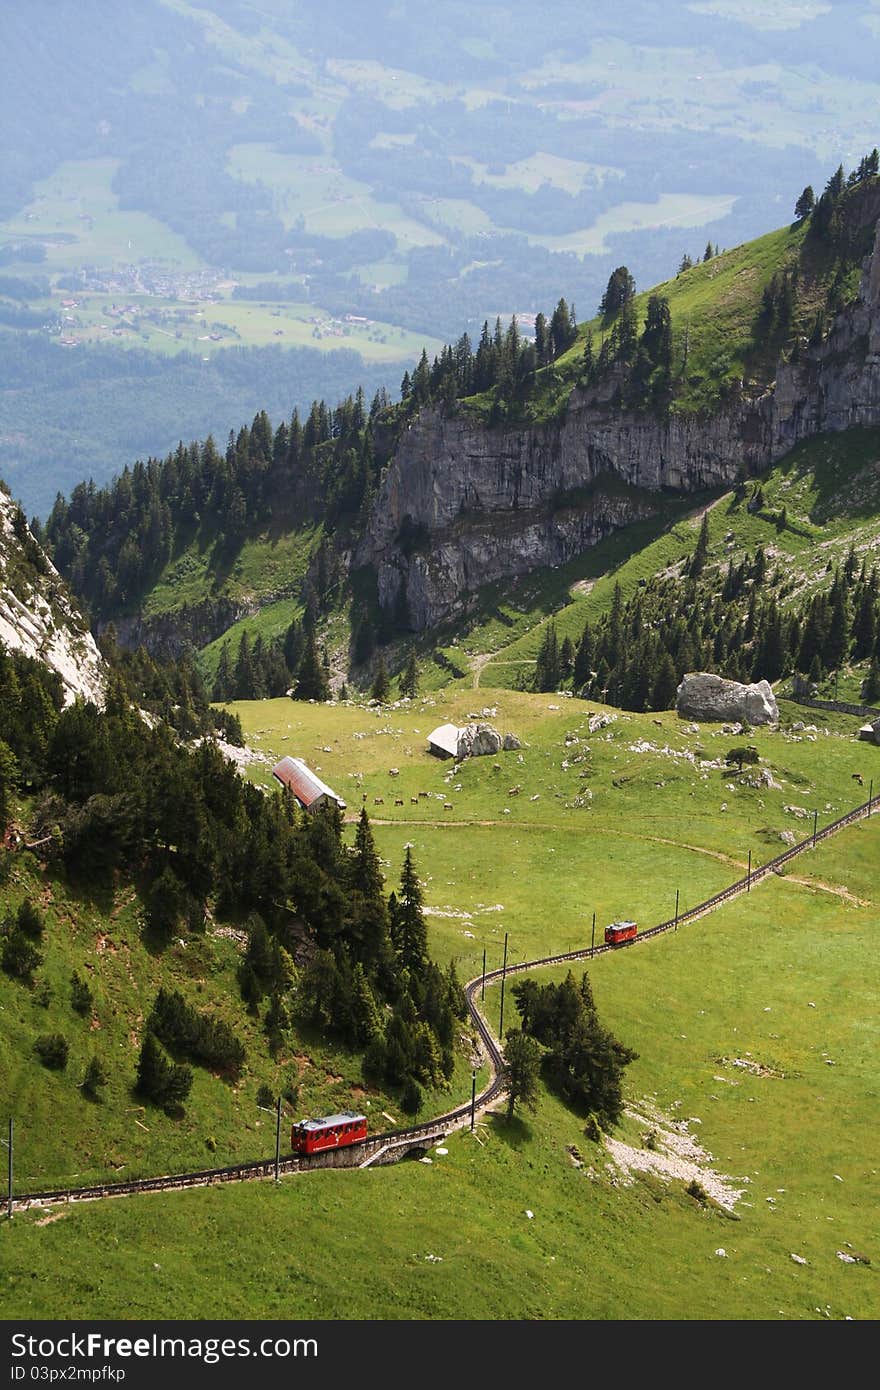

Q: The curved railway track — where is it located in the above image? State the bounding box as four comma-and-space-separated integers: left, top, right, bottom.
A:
13, 793, 876, 1212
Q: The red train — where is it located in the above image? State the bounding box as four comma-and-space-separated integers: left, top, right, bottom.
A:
604, 920, 638, 946
291, 1111, 368, 1155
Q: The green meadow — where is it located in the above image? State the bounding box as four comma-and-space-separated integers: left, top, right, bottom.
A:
2, 788, 877, 1320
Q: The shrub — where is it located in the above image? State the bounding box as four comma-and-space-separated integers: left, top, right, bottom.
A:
17, 899, 44, 940
34, 1033, 69, 1070
401, 1077, 423, 1114
256, 1083, 275, 1110
81, 1056, 107, 1098
70, 970, 93, 1017
687, 1178, 708, 1203
584, 1112, 603, 1143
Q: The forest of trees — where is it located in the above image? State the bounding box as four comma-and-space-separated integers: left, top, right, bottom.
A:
512, 969, 638, 1130
0, 638, 465, 1115
532, 518, 880, 711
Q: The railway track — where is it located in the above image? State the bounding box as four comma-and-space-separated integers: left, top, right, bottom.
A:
13, 793, 876, 1212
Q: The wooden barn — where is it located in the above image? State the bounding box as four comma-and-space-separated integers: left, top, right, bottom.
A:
271, 756, 347, 813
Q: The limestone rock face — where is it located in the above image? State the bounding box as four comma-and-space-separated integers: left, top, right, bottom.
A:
357, 196, 880, 630
0, 490, 106, 707
676, 672, 778, 725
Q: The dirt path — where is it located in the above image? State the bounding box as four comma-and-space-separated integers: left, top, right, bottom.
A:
468, 653, 533, 688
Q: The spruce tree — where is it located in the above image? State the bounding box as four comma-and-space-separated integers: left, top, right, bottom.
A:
398, 649, 419, 699
371, 654, 390, 703
396, 848, 428, 977
295, 630, 330, 701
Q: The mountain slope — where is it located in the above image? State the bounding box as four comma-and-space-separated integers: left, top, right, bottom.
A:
0, 486, 105, 705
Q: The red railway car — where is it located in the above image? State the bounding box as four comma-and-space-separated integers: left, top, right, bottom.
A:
291, 1111, 368, 1155
604, 919, 638, 946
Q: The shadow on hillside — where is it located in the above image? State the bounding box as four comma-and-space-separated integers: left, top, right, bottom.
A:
486, 1112, 533, 1150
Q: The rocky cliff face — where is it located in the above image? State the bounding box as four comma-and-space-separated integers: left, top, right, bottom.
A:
359, 209, 880, 631
0, 489, 106, 705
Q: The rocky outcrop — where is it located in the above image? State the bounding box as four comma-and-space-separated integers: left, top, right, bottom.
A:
358, 201, 880, 630
676, 673, 778, 725
0, 490, 106, 706
428, 721, 521, 759
110, 596, 253, 660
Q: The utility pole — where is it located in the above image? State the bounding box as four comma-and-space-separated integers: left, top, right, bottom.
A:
590, 911, 596, 955
2, 1118, 12, 1220
674, 888, 680, 930
481, 947, 486, 1001
868, 779, 874, 813
747, 849, 751, 892
274, 1096, 282, 1184
499, 932, 509, 1039
812, 808, 818, 848
470, 1070, 477, 1132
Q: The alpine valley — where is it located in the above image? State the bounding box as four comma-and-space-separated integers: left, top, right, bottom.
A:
2, 163, 880, 1324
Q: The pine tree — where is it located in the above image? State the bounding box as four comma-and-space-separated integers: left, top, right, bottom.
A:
396, 848, 428, 977
295, 630, 330, 701
398, 648, 419, 699
371, 654, 390, 703
689, 512, 710, 578
81, 1055, 108, 1099
534, 621, 560, 691
794, 185, 815, 220
502, 1028, 542, 1118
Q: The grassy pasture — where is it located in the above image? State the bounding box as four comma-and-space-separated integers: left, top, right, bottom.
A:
3, 807, 877, 1320
225, 144, 444, 249
524, 191, 739, 257
0, 158, 203, 272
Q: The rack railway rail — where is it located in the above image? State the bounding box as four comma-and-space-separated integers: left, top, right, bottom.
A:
12, 793, 877, 1213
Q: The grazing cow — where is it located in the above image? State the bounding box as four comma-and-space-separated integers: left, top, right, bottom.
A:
507, 785, 521, 796
410, 797, 419, 805
852, 772, 865, 786
394, 798, 404, 806
443, 802, 454, 810
374, 796, 384, 805
418, 791, 429, 798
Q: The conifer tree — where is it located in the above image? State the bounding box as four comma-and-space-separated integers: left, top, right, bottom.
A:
371, 654, 390, 703
295, 629, 329, 701
396, 848, 428, 977
398, 649, 419, 699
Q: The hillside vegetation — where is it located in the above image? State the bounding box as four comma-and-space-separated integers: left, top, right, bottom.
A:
4, 699, 878, 1318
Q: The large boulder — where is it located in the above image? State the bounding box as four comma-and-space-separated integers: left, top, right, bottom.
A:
457, 723, 504, 758
676, 672, 778, 725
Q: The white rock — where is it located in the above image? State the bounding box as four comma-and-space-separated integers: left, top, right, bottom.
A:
676, 672, 778, 725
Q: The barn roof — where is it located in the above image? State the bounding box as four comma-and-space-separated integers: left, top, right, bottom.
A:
427, 722, 461, 757
272, 756, 346, 809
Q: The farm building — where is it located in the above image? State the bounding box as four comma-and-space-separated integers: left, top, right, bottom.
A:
427, 723, 461, 758
271, 756, 347, 812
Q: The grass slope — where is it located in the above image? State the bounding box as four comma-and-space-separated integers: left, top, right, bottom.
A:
3, 808, 877, 1321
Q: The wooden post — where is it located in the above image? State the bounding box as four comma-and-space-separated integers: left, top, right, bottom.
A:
481, 947, 486, 1001
812, 808, 818, 847
470, 1070, 477, 1132
590, 911, 596, 955
499, 932, 509, 1038
747, 849, 751, 892
274, 1096, 282, 1184
4, 1118, 12, 1221
674, 888, 679, 930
